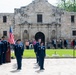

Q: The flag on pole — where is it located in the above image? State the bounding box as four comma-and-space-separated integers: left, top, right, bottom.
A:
8, 26, 15, 44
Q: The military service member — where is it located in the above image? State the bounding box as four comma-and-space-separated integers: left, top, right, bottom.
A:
38, 42, 46, 70
1, 36, 8, 63
34, 39, 41, 65
14, 39, 24, 70
0, 39, 3, 65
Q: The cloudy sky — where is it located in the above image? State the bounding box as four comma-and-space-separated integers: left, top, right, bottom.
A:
0, 0, 57, 13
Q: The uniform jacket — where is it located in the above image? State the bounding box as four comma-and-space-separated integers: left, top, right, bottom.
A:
1, 40, 8, 52
38, 46, 46, 58
34, 42, 40, 53
14, 42, 24, 57
0, 41, 3, 55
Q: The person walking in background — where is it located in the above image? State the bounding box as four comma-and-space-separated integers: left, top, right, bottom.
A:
60, 39, 63, 49
38, 42, 46, 70
33, 39, 36, 48
29, 40, 33, 49
25, 40, 29, 49
57, 39, 60, 48
53, 39, 57, 49
14, 39, 24, 70
71, 39, 74, 48
72, 39, 75, 48
64, 39, 67, 48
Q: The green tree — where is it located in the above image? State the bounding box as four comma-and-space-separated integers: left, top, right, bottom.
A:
57, 0, 76, 12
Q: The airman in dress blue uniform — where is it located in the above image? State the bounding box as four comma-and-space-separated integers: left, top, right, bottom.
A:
34, 39, 41, 65
38, 42, 46, 70
14, 39, 24, 70
0, 39, 3, 65
1, 36, 8, 63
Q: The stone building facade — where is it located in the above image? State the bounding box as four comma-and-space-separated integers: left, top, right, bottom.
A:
0, 0, 76, 42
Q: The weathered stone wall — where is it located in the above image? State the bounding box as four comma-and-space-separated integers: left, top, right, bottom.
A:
0, 13, 14, 38
0, 0, 76, 41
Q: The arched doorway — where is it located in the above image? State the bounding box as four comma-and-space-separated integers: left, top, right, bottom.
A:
35, 32, 45, 44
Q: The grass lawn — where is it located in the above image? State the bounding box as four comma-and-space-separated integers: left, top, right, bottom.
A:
11, 49, 76, 58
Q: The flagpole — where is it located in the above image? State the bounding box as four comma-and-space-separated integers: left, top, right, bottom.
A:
8, 26, 15, 59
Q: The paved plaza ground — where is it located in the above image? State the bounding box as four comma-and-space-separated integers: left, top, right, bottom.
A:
0, 58, 76, 75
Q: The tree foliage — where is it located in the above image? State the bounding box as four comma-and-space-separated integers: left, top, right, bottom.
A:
57, 0, 76, 12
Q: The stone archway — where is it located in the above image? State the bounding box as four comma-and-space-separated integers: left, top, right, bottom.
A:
35, 32, 45, 43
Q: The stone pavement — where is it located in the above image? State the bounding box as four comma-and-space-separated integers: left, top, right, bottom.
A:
0, 59, 76, 75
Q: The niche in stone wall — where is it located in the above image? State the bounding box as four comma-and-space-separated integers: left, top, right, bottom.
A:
23, 30, 29, 41
51, 30, 56, 39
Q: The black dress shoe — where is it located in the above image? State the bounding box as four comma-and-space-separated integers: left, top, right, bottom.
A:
40, 68, 45, 70
0, 64, 2, 65
17, 68, 21, 70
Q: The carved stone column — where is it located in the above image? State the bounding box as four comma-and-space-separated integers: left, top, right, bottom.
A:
20, 25, 23, 40
57, 24, 61, 39
28, 24, 32, 40
48, 24, 51, 41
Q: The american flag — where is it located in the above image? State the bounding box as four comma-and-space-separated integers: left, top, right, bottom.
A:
8, 26, 15, 44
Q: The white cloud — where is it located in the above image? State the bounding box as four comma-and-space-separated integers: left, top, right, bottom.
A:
0, 0, 57, 13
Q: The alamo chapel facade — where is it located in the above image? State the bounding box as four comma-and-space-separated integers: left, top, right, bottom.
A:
0, 0, 76, 42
